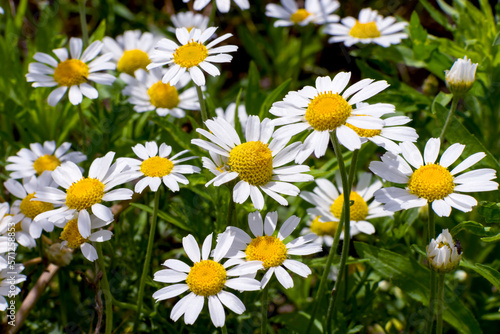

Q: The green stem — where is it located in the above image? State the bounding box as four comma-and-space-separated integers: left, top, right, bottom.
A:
77, 104, 87, 151
426, 203, 437, 334
78, 0, 89, 47
95, 243, 113, 334
428, 202, 435, 244
261, 285, 269, 334
439, 97, 459, 142
208, 1, 217, 26
196, 85, 209, 126
221, 325, 228, 334
436, 273, 446, 334
226, 183, 236, 230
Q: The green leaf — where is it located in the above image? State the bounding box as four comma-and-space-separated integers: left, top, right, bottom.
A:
130, 203, 192, 232
460, 259, 500, 290
419, 0, 452, 31
245, 61, 263, 116
480, 233, 500, 242
451, 221, 491, 237
258, 79, 291, 119
89, 20, 106, 43
237, 26, 270, 74
478, 201, 500, 222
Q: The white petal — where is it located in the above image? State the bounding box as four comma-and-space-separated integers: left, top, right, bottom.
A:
208, 295, 225, 328
201, 233, 213, 261
424, 138, 440, 164
217, 290, 245, 314
283, 259, 311, 278
278, 215, 300, 240
274, 266, 294, 289
183, 234, 201, 263
152, 284, 189, 301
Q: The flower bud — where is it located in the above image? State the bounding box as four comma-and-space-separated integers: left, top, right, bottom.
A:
445, 56, 478, 96
47, 243, 73, 267
426, 229, 462, 273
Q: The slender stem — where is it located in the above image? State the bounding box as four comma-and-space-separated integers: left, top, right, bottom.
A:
221, 325, 228, 334
95, 243, 113, 334
78, 0, 89, 47
347, 150, 359, 189
436, 273, 446, 334
226, 183, 236, 230
439, 97, 459, 142
427, 202, 435, 244
196, 85, 209, 126
261, 285, 269, 334
77, 104, 87, 151
208, 1, 217, 26
426, 203, 437, 334
134, 190, 161, 330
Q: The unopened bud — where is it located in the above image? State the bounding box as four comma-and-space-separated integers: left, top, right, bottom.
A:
426, 229, 462, 273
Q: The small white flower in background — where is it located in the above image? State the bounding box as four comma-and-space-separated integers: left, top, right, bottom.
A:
215, 102, 248, 132
426, 229, 462, 273
183, 0, 250, 13
0, 203, 36, 249
0, 7, 4, 15
120, 68, 199, 118
169, 12, 209, 32
118, 141, 200, 193
153, 233, 262, 327
369, 138, 499, 217
148, 27, 238, 86
265, 0, 340, 27
325, 8, 408, 47
224, 211, 322, 289
26, 37, 116, 106
0, 261, 26, 311
445, 56, 478, 96
192, 116, 314, 210
6, 140, 86, 179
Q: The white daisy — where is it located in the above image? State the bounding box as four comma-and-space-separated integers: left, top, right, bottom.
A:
265, 0, 340, 27
445, 56, 478, 96
147, 27, 238, 86
192, 116, 314, 210
224, 211, 322, 289
0, 7, 4, 15
0, 203, 36, 249
118, 141, 201, 193
152, 233, 262, 327
26, 37, 116, 106
215, 102, 248, 132
426, 229, 461, 273
6, 140, 86, 179
325, 8, 408, 47
369, 138, 499, 217
0, 262, 26, 311
186, 0, 250, 13
33, 152, 134, 238
270, 73, 394, 163
169, 12, 209, 32
120, 68, 199, 118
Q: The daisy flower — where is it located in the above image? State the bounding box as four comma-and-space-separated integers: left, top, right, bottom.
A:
118, 141, 200, 193
215, 102, 248, 131
26, 37, 116, 106
147, 27, 238, 86
445, 56, 478, 96
33, 152, 134, 238
300, 173, 392, 243
265, 0, 340, 27
192, 116, 314, 210
6, 140, 86, 179
325, 8, 408, 47
369, 138, 499, 217
426, 229, 462, 273
0, 262, 26, 311
152, 233, 262, 327
169, 12, 209, 32
225, 211, 322, 288
0, 203, 36, 249
185, 0, 250, 13
270, 73, 393, 163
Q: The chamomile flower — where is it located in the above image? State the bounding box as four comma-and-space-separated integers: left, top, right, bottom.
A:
26, 37, 116, 106
215, 102, 248, 131
0, 262, 26, 311
118, 141, 200, 193
300, 174, 392, 243
33, 152, 134, 238
369, 138, 499, 217
265, 0, 340, 27
153, 233, 262, 327
445, 56, 478, 96
6, 140, 86, 179
147, 27, 238, 86
426, 229, 462, 273
192, 116, 314, 210
120, 68, 199, 117
225, 211, 322, 289
0, 203, 36, 249
270, 73, 393, 163
185, 0, 250, 13
169, 12, 209, 32
325, 8, 407, 47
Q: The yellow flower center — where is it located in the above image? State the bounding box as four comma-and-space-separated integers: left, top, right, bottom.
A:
310, 216, 339, 237
408, 164, 455, 202
147, 81, 180, 109
290, 9, 311, 24
60, 219, 88, 248
53, 59, 89, 86
330, 191, 369, 221
228, 141, 273, 186
19, 193, 54, 219
245, 235, 287, 269
33, 154, 61, 175
305, 92, 352, 131
117, 49, 151, 75
186, 260, 227, 297
140, 156, 174, 177
173, 41, 208, 68
349, 21, 381, 39
65, 178, 105, 211
14, 221, 23, 232
346, 123, 381, 138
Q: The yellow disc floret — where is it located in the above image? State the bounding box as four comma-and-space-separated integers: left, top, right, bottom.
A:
349, 21, 381, 39
117, 49, 151, 75
53, 59, 89, 86
346, 123, 382, 138
290, 9, 311, 24
20, 193, 54, 219
330, 191, 369, 221
147, 81, 180, 109
66, 178, 105, 211
245, 236, 288, 269
140, 156, 174, 177
408, 164, 455, 202
173, 41, 208, 68
305, 92, 352, 131
228, 141, 273, 186
33, 154, 61, 175
186, 260, 227, 297
310, 216, 339, 237
60, 219, 87, 249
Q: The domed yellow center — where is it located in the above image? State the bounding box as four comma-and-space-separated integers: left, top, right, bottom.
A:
291, 9, 311, 24
60, 219, 87, 249
349, 21, 381, 39
310, 216, 339, 237
53, 59, 89, 86
173, 41, 208, 68
346, 123, 381, 138
33, 154, 61, 175
147, 81, 180, 109
20, 193, 54, 219
305, 92, 352, 131
117, 49, 151, 75
66, 178, 105, 211
140, 156, 174, 177
186, 260, 227, 297
245, 236, 287, 269
228, 141, 273, 186
330, 191, 369, 221
408, 164, 455, 201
